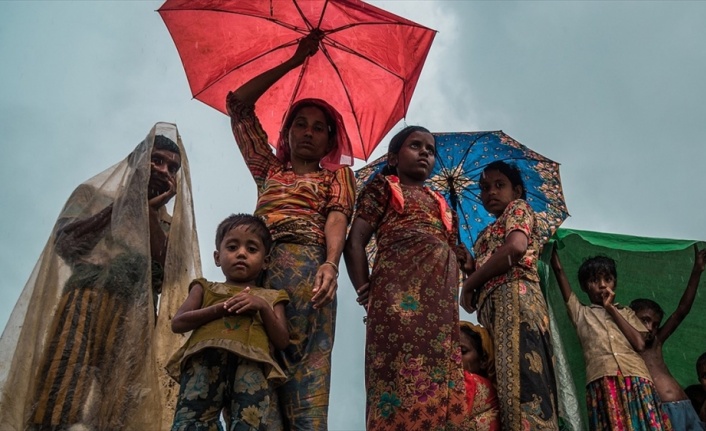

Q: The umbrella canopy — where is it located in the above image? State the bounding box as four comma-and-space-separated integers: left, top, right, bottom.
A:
355, 130, 569, 251
158, 0, 436, 161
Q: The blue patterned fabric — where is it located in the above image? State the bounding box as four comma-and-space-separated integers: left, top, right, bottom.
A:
355, 131, 569, 252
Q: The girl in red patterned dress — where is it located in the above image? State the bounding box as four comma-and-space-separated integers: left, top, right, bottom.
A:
345, 126, 471, 430
460, 161, 559, 430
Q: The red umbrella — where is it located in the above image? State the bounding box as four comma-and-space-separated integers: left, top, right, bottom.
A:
158, 0, 436, 161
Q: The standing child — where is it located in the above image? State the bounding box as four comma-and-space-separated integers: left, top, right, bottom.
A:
344, 126, 471, 429
550, 248, 672, 430
459, 161, 559, 429
629, 245, 706, 430
167, 214, 289, 431
459, 321, 501, 430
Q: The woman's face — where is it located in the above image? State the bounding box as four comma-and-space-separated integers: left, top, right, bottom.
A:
286, 106, 331, 165
389, 131, 435, 186
460, 331, 482, 374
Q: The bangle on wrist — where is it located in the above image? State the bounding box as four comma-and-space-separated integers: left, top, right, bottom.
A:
322, 260, 339, 276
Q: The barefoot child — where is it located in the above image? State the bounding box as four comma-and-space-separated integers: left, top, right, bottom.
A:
550, 247, 672, 430
630, 245, 706, 430
167, 214, 289, 430
459, 321, 501, 430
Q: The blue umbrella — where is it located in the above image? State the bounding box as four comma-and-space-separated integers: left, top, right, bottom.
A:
355, 130, 569, 252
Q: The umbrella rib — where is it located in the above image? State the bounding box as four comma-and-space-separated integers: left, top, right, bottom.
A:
315, 0, 329, 29
317, 42, 367, 158
329, 21, 435, 33
287, 58, 308, 116
323, 37, 403, 79
162, 8, 312, 100
292, 0, 315, 31
321, 36, 412, 128
192, 39, 302, 100
436, 132, 493, 179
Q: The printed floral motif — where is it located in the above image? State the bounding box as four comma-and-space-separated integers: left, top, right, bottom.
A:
378, 392, 402, 418
171, 349, 279, 431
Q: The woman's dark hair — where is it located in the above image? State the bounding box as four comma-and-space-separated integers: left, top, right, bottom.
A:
482, 160, 526, 200
577, 255, 617, 292
381, 125, 432, 176
215, 213, 272, 253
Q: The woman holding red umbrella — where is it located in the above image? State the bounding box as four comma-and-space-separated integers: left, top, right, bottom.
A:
227, 31, 355, 430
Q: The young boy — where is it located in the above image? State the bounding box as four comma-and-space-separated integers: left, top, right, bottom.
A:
630, 245, 706, 430
166, 214, 290, 431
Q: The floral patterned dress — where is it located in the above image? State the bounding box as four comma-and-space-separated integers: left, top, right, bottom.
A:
474, 199, 559, 430
354, 175, 470, 430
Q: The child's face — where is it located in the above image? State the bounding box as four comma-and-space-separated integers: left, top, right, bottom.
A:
479, 169, 522, 217
583, 272, 616, 305
460, 331, 482, 375
635, 308, 662, 337
389, 131, 435, 185
214, 225, 268, 285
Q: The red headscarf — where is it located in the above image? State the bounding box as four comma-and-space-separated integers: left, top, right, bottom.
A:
276, 98, 354, 171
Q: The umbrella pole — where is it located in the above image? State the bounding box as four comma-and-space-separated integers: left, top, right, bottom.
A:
448, 179, 462, 245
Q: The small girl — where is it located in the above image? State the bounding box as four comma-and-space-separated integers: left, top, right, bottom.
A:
167, 214, 289, 431
459, 321, 501, 430
344, 126, 471, 429
550, 247, 673, 430
459, 161, 559, 429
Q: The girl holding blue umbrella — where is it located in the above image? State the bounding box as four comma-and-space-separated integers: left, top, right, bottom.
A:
460, 161, 560, 430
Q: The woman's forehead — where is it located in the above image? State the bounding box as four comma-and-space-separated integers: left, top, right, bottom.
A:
294, 106, 327, 123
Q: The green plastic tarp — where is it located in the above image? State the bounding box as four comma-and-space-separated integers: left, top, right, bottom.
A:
539, 228, 706, 428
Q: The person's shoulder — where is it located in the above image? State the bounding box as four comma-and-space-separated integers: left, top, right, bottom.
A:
359, 173, 388, 193
189, 277, 210, 290
506, 198, 533, 214
327, 165, 355, 184
566, 290, 582, 307
333, 166, 354, 175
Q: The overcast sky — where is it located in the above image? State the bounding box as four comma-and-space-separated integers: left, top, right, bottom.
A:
1, 1, 705, 430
